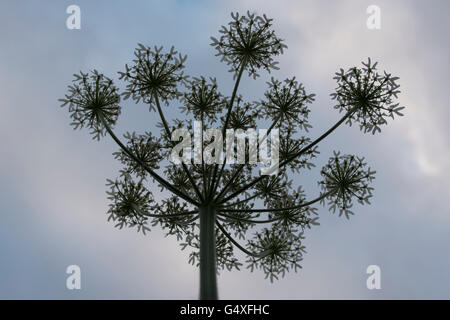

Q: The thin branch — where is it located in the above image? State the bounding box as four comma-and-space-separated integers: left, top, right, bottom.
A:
216, 220, 272, 258
131, 204, 199, 218
201, 112, 208, 198
214, 116, 280, 202
221, 192, 262, 208
218, 108, 356, 204
220, 191, 333, 213
98, 113, 199, 206
171, 215, 200, 225
217, 212, 279, 224
154, 96, 204, 202
208, 62, 247, 199
210, 162, 228, 200
213, 165, 244, 202
257, 115, 280, 147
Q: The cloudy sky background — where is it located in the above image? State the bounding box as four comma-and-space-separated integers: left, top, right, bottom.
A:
0, 0, 449, 299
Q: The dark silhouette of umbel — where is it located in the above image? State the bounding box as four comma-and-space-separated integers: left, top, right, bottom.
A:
59, 11, 405, 300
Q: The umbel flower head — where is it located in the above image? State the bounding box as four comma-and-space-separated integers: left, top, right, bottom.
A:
181, 76, 224, 122
247, 227, 306, 282
331, 58, 405, 134
278, 130, 318, 172
113, 131, 163, 179
59, 70, 121, 140
106, 176, 153, 234
267, 190, 320, 231
318, 152, 376, 219
211, 11, 287, 79
254, 174, 291, 203
259, 77, 315, 132
119, 44, 188, 108
220, 95, 257, 130
152, 196, 197, 241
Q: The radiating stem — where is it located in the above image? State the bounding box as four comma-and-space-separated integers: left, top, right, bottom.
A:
218, 108, 357, 204
208, 62, 246, 198
154, 96, 204, 202
98, 113, 198, 205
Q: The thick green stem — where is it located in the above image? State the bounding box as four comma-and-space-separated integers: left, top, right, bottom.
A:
199, 205, 218, 300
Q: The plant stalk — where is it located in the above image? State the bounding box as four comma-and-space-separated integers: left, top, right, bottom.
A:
199, 204, 218, 300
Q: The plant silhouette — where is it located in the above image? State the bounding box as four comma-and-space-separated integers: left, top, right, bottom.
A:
59, 11, 404, 300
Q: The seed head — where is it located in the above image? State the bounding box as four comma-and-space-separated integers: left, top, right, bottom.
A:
59, 70, 121, 140
211, 11, 287, 79
331, 58, 405, 134
319, 152, 376, 219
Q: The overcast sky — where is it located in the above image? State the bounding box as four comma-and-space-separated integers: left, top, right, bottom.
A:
0, 0, 449, 299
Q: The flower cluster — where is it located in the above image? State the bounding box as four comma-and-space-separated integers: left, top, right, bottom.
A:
59, 70, 121, 140
267, 189, 319, 231
220, 96, 257, 130
318, 152, 376, 219
164, 164, 193, 192
259, 77, 315, 132
113, 131, 163, 179
217, 203, 257, 240
211, 11, 287, 79
152, 196, 197, 241
331, 58, 405, 134
278, 130, 318, 172
181, 77, 224, 122
247, 228, 306, 282
215, 230, 244, 271
119, 44, 188, 108
253, 174, 291, 204
106, 177, 154, 233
